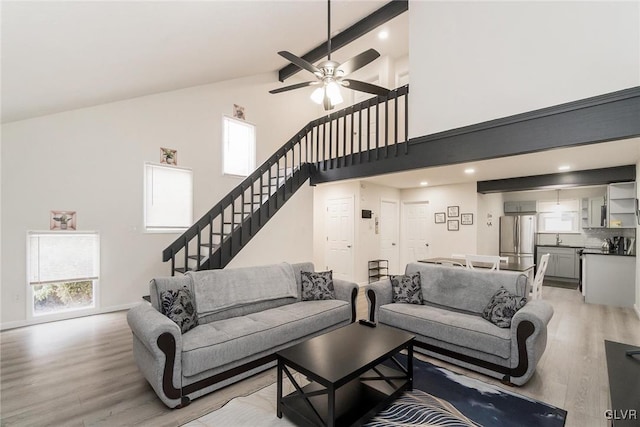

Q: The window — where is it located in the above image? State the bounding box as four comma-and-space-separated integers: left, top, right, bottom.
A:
223, 116, 256, 176
537, 199, 580, 233
27, 231, 99, 317
144, 163, 193, 232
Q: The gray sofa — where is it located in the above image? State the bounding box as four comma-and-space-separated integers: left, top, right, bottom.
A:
127, 262, 358, 408
367, 262, 553, 385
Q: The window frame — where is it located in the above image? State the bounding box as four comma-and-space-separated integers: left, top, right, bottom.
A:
26, 231, 101, 321
537, 199, 581, 233
222, 115, 256, 178
143, 162, 193, 233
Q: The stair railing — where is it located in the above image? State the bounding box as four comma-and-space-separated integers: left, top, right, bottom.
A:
162, 84, 408, 274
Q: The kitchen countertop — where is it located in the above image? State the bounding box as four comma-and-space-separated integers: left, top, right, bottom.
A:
580, 248, 636, 257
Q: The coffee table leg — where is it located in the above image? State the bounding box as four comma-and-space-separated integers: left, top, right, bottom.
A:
408, 342, 414, 391
276, 358, 283, 418
328, 384, 335, 427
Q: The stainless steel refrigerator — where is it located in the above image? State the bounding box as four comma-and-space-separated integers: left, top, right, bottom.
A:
499, 215, 536, 263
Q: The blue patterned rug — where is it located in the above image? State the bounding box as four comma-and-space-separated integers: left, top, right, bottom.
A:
366, 354, 567, 427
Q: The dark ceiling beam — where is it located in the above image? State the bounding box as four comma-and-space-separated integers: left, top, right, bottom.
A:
476, 165, 636, 194
310, 86, 640, 184
278, 0, 408, 82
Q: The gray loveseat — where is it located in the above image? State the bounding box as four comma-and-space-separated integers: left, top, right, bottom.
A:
127, 262, 358, 408
367, 262, 553, 385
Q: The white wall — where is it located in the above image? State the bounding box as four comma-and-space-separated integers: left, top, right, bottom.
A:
1, 72, 319, 327
401, 182, 478, 259
477, 192, 503, 255
409, 1, 640, 137
637, 159, 640, 319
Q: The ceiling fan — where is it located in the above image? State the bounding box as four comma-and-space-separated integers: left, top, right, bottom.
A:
269, 0, 390, 111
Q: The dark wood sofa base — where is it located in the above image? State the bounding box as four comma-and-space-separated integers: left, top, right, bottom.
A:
156, 287, 359, 409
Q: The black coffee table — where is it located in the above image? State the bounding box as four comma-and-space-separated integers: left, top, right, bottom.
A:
276, 323, 415, 427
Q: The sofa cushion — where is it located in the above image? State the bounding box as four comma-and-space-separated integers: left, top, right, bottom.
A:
379, 303, 511, 359
160, 288, 198, 333
181, 300, 351, 377
482, 287, 527, 328
390, 273, 423, 304
149, 275, 193, 312
187, 263, 298, 317
405, 263, 528, 315
301, 270, 335, 301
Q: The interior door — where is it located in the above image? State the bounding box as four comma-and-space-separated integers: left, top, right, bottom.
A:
379, 199, 399, 274
401, 201, 430, 268
325, 196, 354, 281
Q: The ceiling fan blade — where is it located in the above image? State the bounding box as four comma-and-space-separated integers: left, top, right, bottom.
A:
336, 49, 380, 76
269, 81, 318, 94
342, 79, 390, 97
278, 51, 322, 76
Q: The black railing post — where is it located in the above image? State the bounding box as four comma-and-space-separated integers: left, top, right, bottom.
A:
405, 88, 409, 153
358, 109, 363, 163
384, 97, 389, 158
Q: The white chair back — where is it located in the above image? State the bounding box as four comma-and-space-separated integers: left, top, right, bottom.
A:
465, 254, 501, 271
531, 253, 550, 299
437, 260, 465, 267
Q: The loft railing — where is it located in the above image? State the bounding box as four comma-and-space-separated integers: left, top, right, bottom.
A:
162, 84, 409, 274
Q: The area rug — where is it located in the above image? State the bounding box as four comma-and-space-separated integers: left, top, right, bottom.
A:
186, 356, 567, 427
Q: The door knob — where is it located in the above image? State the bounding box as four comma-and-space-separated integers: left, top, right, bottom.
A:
392, 243, 396, 246
347, 245, 352, 248
425, 243, 429, 247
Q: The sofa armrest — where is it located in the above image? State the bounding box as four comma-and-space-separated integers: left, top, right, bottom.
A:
127, 302, 186, 408
508, 299, 554, 385
333, 278, 359, 322
365, 278, 393, 322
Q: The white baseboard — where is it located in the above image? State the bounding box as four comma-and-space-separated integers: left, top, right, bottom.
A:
634, 304, 640, 320
0, 302, 140, 331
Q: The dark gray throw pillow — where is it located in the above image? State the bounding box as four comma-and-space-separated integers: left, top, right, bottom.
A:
482, 287, 527, 328
301, 270, 335, 301
390, 273, 423, 304
160, 287, 198, 333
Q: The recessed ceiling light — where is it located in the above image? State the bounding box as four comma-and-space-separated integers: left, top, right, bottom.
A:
420, 181, 428, 186
558, 165, 571, 171
464, 168, 475, 174
378, 30, 389, 40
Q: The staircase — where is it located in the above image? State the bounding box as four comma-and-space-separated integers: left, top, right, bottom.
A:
162, 85, 409, 275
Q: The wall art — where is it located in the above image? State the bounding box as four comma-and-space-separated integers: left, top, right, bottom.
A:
434, 212, 446, 224
447, 206, 459, 218
160, 147, 177, 165
50, 210, 76, 230
447, 219, 459, 231
461, 213, 474, 225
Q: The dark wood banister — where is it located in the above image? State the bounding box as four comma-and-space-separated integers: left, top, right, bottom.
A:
162, 85, 409, 266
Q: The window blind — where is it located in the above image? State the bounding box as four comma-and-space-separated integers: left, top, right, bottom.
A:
223, 117, 256, 176
28, 232, 100, 285
144, 163, 193, 230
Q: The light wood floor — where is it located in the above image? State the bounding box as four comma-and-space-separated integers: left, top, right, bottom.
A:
1, 286, 639, 426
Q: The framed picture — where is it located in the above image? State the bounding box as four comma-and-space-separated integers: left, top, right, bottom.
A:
461, 213, 474, 225
50, 210, 76, 230
447, 220, 459, 231
434, 212, 446, 224
160, 147, 177, 165
447, 206, 459, 218
233, 104, 246, 120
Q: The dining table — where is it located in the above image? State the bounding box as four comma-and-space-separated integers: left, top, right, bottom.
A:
418, 257, 536, 285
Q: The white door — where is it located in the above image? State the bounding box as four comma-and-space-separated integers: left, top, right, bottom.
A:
325, 197, 354, 281
379, 199, 400, 274
402, 202, 430, 267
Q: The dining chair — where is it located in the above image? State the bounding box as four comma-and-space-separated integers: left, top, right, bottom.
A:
465, 254, 501, 271
436, 260, 465, 267
531, 253, 550, 299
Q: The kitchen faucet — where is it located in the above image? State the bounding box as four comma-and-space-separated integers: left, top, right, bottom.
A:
556, 234, 562, 245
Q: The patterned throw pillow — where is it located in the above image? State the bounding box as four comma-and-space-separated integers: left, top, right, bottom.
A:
301, 270, 335, 301
160, 287, 198, 333
482, 287, 527, 328
390, 273, 423, 304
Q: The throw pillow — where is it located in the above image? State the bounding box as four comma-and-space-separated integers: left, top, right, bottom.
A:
390, 273, 423, 304
160, 287, 198, 333
301, 270, 335, 301
482, 287, 527, 328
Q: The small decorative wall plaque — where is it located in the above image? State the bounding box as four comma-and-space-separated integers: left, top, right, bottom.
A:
50, 210, 76, 230
435, 212, 446, 224
160, 147, 177, 165
461, 213, 474, 225
447, 206, 459, 218
233, 104, 246, 120
447, 220, 459, 231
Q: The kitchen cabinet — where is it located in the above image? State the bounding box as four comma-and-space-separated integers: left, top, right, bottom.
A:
504, 200, 537, 214
537, 246, 580, 279
581, 196, 606, 228
608, 182, 636, 228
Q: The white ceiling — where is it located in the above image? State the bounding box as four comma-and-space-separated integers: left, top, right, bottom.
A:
1, 0, 407, 123
2, 1, 635, 188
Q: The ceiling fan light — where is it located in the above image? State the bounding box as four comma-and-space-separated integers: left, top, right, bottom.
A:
326, 81, 343, 105
310, 87, 324, 104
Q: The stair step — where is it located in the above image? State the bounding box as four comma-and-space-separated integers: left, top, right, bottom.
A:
200, 243, 221, 249
188, 255, 206, 261
175, 267, 196, 274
